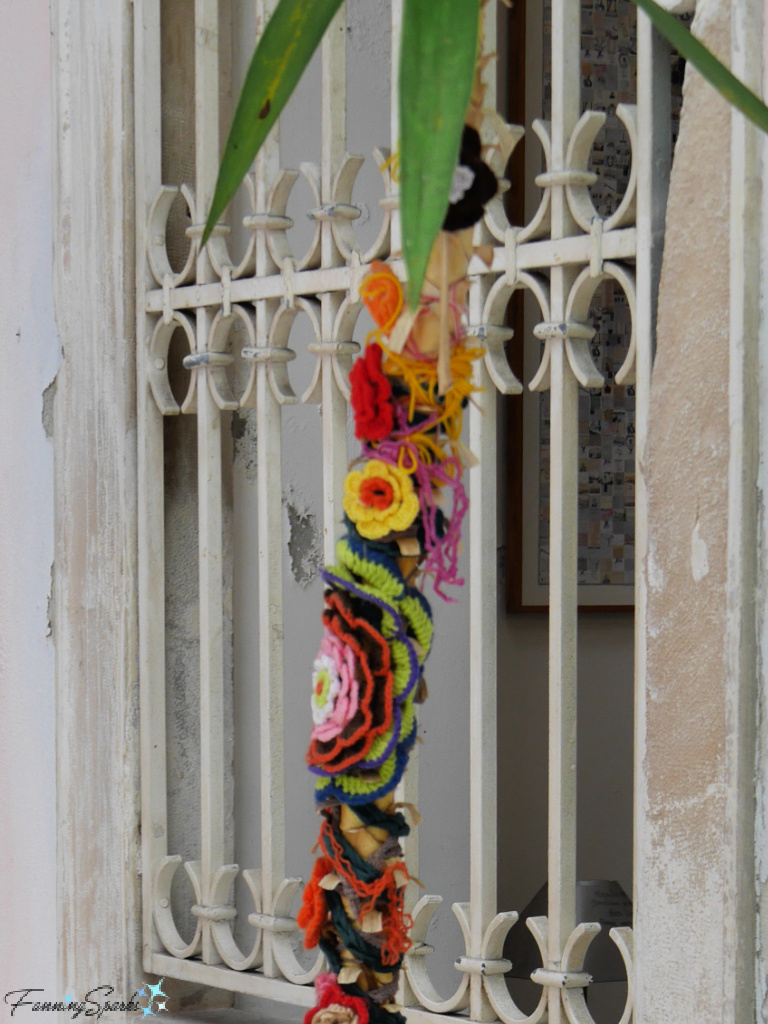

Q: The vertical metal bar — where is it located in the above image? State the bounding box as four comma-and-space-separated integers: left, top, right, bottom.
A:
256, 354, 287, 977
194, 0, 226, 965
547, 1, 580, 1018
254, 0, 281, 274
135, 0, 168, 970
390, 0, 402, 258
467, 6, 500, 1020
468, 341, 499, 1024
545, 340, 578, 980
252, 0, 286, 980
320, 5, 348, 566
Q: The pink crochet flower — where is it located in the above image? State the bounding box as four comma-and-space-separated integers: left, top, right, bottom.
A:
310, 629, 359, 743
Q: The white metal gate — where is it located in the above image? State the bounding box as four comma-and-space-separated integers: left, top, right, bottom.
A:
136, 2, 669, 1021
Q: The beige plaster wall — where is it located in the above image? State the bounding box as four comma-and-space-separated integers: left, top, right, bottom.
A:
634, 0, 753, 1019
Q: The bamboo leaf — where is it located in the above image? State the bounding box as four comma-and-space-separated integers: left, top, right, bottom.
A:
399, 0, 480, 308
203, 0, 344, 244
632, 0, 768, 134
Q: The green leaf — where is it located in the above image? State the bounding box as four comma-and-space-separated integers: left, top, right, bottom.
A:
632, 0, 768, 134
203, 0, 344, 244
399, 0, 480, 308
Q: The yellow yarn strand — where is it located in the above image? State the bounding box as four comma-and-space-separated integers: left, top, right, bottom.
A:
377, 149, 400, 183
381, 343, 483, 441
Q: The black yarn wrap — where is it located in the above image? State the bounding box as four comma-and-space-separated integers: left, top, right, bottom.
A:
442, 124, 498, 232
349, 802, 411, 838
318, 939, 407, 1024
314, 803, 412, 1022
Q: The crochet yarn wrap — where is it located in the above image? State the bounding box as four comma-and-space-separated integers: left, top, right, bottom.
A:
301, 64, 497, 1017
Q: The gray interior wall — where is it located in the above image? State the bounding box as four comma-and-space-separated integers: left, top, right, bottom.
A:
495, 10, 634, 1020
495, 0, 634, 912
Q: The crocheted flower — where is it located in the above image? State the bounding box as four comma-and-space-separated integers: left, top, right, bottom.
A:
349, 343, 394, 442
443, 125, 498, 232
304, 975, 369, 1024
343, 460, 419, 540
306, 590, 394, 774
359, 260, 403, 332
311, 630, 359, 741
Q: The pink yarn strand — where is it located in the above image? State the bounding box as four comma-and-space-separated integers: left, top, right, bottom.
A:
361, 434, 468, 601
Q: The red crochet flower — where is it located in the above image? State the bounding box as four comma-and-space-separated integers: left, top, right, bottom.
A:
349, 343, 394, 442
304, 974, 369, 1024
306, 589, 394, 774
297, 856, 334, 949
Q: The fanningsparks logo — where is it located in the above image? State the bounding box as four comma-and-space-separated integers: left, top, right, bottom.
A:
4, 979, 168, 1018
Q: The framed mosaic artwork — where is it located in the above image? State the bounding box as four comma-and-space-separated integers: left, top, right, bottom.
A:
505, 0, 686, 610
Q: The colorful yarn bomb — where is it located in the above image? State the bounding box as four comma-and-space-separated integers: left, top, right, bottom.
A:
325, 538, 434, 672
442, 124, 498, 232
297, 856, 335, 950
313, 714, 417, 806
326, 537, 407, 606
343, 460, 419, 541
359, 261, 403, 335
300, 26, 501, 1023
306, 590, 394, 776
316, 807, 412, 967
304, 974, 370, 1024
311, 629, 360, 740
349, 343, 394, 442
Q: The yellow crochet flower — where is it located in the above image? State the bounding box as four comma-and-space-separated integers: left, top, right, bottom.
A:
343, 459, 419, 540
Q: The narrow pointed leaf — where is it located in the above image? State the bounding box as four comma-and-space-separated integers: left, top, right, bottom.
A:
399, 0, 480, 308
632, 0, 768, 134
203, 0, 344, 243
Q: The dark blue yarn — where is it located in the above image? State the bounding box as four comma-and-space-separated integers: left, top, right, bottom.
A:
315, 738, 413, 806
352, 802, 410, 838
325, 889, 404, 974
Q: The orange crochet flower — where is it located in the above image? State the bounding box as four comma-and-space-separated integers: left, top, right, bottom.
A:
359, 260, 403, 334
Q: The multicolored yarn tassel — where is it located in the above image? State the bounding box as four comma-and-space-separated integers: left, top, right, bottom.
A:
301, 36, 499, 1024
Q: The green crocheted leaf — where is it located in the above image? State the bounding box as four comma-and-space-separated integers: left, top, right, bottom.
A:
632, 0, 768, 134
203, 0, 344, 243
399, 0, 480, 308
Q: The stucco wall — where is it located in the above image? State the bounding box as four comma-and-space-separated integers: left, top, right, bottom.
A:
0, 0, 60, 1003
635, 0, 752, 1019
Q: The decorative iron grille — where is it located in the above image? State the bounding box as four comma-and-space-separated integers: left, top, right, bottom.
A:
136, 1, 670, 1020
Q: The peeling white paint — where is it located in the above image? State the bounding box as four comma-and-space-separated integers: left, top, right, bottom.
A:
690, 519, 710, 581
284, 494, 321, 588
